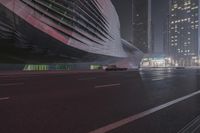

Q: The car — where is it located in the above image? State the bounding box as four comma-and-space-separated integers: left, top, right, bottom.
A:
175, 67, 185, 69
105, 65, 128, 71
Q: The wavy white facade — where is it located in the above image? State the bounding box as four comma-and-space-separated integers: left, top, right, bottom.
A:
0, 0, 142, 66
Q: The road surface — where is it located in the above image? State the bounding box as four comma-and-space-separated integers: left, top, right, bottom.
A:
0, 69, 200, 133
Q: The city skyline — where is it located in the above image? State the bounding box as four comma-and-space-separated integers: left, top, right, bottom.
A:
112, 0, 168, 54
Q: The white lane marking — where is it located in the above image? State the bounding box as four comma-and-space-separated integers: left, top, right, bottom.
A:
0, 76, 11, 78
142, 76, 174, 81
0, 82, 24, 86
78, 77, 96, 81
151, 78, 165, 81
192, 123, 200, 133
95, 83, 121, 88
177, 115, 200, 133
142, 75, 173, 79
89, 90, 200, 133
0, 97, 10, 101
151, 76, 173, 81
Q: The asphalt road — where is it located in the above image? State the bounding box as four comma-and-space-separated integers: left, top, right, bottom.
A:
0, 69, 200, 133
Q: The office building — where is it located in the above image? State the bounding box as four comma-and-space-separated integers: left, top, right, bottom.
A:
168, 0, 200, 66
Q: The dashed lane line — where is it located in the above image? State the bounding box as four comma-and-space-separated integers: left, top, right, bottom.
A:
0, 97, 10, 101
0, 82, 24, 87
95, 83, 121, 88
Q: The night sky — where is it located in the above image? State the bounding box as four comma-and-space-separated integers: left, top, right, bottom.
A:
112, 0, 168, 53
152, 0, 168, 53
111, 0, 133, 42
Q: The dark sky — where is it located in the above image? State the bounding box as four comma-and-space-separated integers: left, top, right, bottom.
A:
152, 0, 168, 53
112, 0, 168, 53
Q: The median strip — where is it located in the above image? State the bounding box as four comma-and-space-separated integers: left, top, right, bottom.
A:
89, 90, 200, 133
95, 83, 121, 88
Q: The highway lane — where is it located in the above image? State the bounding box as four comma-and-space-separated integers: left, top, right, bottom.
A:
0, 69, 200, 133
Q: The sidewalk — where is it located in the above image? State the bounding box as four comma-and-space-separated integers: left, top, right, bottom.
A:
0, 70, 105, 76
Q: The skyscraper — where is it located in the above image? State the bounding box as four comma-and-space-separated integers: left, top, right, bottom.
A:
132, 0, 148, 53
163, 5, 170, 56
168, 0, 200, 66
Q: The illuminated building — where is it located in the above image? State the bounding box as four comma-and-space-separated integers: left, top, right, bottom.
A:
0, 0, 143, 68
168, 0, 200, 66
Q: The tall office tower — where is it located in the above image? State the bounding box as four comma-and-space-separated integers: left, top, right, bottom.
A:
164, 6, 170, 56
132, 0, 148, 53
168, 0, 200, 66
163, 17, 170, 56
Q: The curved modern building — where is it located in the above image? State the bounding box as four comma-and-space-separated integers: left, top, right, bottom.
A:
0, 0, 143, 67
